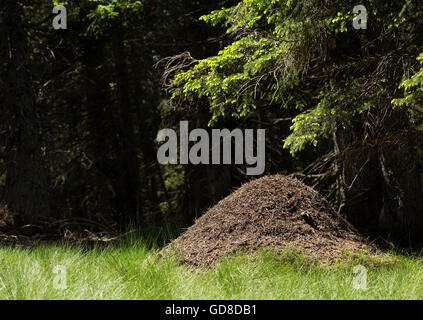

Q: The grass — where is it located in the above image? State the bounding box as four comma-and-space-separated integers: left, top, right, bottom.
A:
0, 230, 422, 300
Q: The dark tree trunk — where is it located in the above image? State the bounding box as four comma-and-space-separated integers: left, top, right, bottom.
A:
82, 29, 141, 227
83, 41, 115, 223
111, 31, 140, 226
378, 137, 423, 244
335, 110, 423, 245
333, 121, 382, 233
128, 35, 168, 223
0, 1, 51, 224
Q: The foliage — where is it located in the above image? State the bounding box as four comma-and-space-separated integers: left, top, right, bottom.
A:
393, 53, 423, 126
170, 0, 423, 154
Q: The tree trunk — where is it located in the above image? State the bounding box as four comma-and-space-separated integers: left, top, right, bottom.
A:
335, 110, 423, 245
83, 40, 115, 223
111, 31, 140, 226
0, 1, 51, 224
378, 137, 423, 244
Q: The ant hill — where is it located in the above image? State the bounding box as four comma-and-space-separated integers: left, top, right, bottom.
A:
164, 175, 373, 266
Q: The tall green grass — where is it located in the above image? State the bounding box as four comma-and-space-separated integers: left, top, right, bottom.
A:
0, 230, 422, 300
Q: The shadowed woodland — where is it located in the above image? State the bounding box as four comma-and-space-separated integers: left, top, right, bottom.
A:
1, 0, 423, 247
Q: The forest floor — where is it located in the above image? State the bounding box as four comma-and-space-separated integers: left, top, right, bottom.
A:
0, 233, 422, 300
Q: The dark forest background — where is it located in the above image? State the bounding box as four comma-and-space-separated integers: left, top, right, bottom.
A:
1, 0, 423, 245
